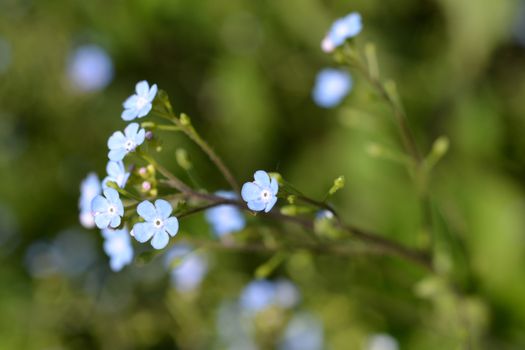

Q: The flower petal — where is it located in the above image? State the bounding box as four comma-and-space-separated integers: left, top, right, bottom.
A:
137, 103, 152, 118
148, 84, 158, 101
106, 161, 121, 178
241, 182, 261, 202
104, 188, 120, 204
254, 170, 270, 187
134, 128, 145, 146
123, 95, 138, 109
137, 200, 157, 221
95, 213, 111, 229
151, 230, 169, 249
133, 222, 154, 243
109, 215, 121, 228
92, 195, 109, 213
155, 199, 172, 219
108, 131, 125, 149
164, 217, 179, 237
121, 108, 138, 121
135, 80, 149, 96
270, 177, 279, 195
124, 123, 139, 138
247, 200, 265, 212
108, 148, 127, 162
264, 196, 278, 213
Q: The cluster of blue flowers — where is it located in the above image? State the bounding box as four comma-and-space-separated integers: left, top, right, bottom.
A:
312, 11, 362, 108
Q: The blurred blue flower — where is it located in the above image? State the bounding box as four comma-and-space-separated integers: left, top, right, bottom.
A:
107, 122, 145, 161
0, 37, 11, 74
133, 199, 179, 249
121, 80, 158, 121
91, 188, 124, 229
321, 12, 362, 53
165, 245, 208, 292
205, 191, 245, 236
102, 160, 130, 189
312, 68, 352, 108
102, 227, 134, 272
366, 333, 399, 350
79, 172, 102, 229
67, 44, 114, 92
240, 278, 299, 313
279, 312, 324, 350
241, 170, 278, 212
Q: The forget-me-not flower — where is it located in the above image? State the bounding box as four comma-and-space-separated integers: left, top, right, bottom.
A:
133, 199, 179, 249
205, 191, 245, 236
241, 170, 278, 213
240, 278, 300, 314
321, 12, 362, 53
312, 68, 352, 108
121, 80, 157, 121
102, 160, 130, 189
102, 228, 134, 272
107, 122, 145, 161
67, 44, 114, 92
279, 312, 324, 350
79, 172, 101, 228
165, 245, 208, 292
91, 188, 124, 229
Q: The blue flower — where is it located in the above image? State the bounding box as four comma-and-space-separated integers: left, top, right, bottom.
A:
239, 278, 300, 313
67, 44, 114, 92
312, 68, 352, 108
91, 188, 124, 229
79, 172, 101, 228
121, 80, 157, 121
279, 312, 324, 350
102, 160, 130, 189
165, 245, 208, 292
102, 227, 134, 272
241, 170, 278, 213
205, 191, 245, 236
321, 12, 362, 52
107, 122, 145, 161
133, 199, 179, 249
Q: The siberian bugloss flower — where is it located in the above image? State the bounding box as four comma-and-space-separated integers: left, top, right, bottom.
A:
102, 228, 134, 272
240, 279, 299, 313
121, 80, 157, 121
79, 173, 101, 228
165, 245, 208, 292
241, 170, 278, 212
279, 312, 324, 350
102, 160, 130, 189
312, 68, 352, 108
321, 12, 362, 53
133, 199, 179, 249
91, 188, 124, 229
205, 191, 245, 236
67, 44, 114, 92
107, 122, 145, 161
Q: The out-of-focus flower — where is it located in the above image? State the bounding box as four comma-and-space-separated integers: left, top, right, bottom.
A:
107, 123, 146, 161
366, 333, 399, 350
205, 191, 245, 236
79, 172, 102, 228
312, 68, 352, 108
133, 200, 179, 249
121, 80, 157, 121
321, 12, 362, 53
0, 37, 11, 74
91, 188, 124, 229
165, 245, 208, 292
279, 312, 324, 350
240, 278, 299, 313
102, 160, 130, 189
241, 170, 278, 212
102, 228, 134, 272
67, 44, 114, 92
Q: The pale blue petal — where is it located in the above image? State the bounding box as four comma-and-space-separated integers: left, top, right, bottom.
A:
254, 170, 270, 187
248, 200, 265, 211
108, 131, 125, 149
109, 215, 121, 228
108, 148, 126, 162
137, 103, 152, 118
264, 196, 278, 213
137, 200, 156, 221
123, 95, 138, 109
121, 108, 138, 121
91, 195, 109, 213
134, 128, 145, 146
124, 122, 139, 138
155, 199, 172, 219
95, 213, 111, 229
136, 80, 149, 95
101, 228, 113, 240
106, 161, 121, 178
148, 84, 158, 101
164, 217, 179, 237
151, 230, 169, 249
242, 182, 261, 202
270, 177, 279, 195
116, 199, 124, 215
133, 222, 154, 243
104, 188, 120, 203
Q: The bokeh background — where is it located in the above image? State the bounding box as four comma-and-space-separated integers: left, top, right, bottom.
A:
2, 0, 525, 349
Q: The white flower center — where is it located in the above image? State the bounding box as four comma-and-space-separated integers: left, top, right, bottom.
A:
108, 205, 116, 215
124, 139, 135, 152
153, 218, 163, 229
136, 96, 148, 110
260, 189, 272, 202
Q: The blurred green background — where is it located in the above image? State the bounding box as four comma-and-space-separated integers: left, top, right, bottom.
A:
1, 0, 525, 349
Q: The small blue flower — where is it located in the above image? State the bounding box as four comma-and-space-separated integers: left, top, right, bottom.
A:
133, 199, 179, 249
67, 44, 114, 92
121, 80, 158, 121
91, 188, 124, 229
205, 191, 245, 236
312, 68, 352, 108
321, 12, 362, 52
107, 122, 146, 161
165, 245, 208, 292
279, 312, 324, 350
102, 160, 130, 189
79, 172, 101, 228
102, 227, 134, 272
241, 170, 278, 213
240, 279, 277, 312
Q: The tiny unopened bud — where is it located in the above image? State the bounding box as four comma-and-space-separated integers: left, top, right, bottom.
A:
142, 181, 152, 192
138, 167, 148, 176
145, 131, 154, 140
156, 145, 162, 152
328, 176, 345, 196
180, 113, 191, 126
287, 195, 296, 204
432, 136, 449, 157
